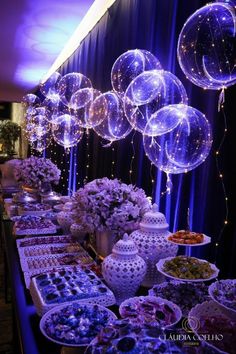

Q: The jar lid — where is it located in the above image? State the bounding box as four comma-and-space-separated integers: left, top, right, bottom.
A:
139, 203, 169, 230
112, 234, 138, 256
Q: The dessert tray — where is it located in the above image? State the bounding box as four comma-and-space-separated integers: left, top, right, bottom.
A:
208, 279, 236, 319
149, 281, 210, 316
30, 266, 116, 316
16, 234, 75, 249
13, 215, 57, 236
119, 295, 182, 328
40, 302, 117, 346
19, 251, 94, 272
156, 256, 219, 282
167, 230, 211, 246
189, 300, 236, 354
18, 203, 52, 216
18, 242, 84, 258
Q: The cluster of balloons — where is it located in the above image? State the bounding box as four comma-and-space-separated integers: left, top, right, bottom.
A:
22, 0, 235, 177
21, 47, 213, 176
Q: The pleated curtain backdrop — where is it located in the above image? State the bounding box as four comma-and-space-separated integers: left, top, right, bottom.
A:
45, 0, 236, 277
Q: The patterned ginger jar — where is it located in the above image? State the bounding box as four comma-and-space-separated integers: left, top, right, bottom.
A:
130, 203, 178, 288
56, 202, 76, 234
102, 234, 147, 305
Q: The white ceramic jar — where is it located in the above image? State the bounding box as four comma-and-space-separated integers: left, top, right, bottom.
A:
56, 202, 76, 234
130, 204, 178, 287
102, 234, 146, 305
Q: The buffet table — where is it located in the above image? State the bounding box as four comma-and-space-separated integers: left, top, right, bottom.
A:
2, 214, 61, 354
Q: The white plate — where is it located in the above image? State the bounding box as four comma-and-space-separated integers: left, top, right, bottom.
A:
208, 280, 236, 318
119, 295, 182, 328
189, 300, 231, 354
40, 303, 117, 347
166, 233, 211, 247
156, 256, 219, 282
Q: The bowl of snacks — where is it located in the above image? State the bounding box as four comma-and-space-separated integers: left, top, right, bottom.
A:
156, 256, 219, 282
149, 281, 209, 316
40, 302, 117, 347
119, 296, 182, 328
189, 300, 236, 354
86, 319, 182, 354
209, 279, 236, 319
167, 230, 211, 246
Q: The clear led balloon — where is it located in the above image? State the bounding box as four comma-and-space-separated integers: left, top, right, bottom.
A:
23, 107, 50, 141
29, 134, 52, 152
40, 71, 62, 99
177, 2, 236, 90
57, 72, 92, 107
22, 94, 40, 107
43, 98, 69, 123
124, 70, 188, 134
143, 104, 213, 174
51, 114, 84, 148
71, 89, 102, 128
111, 49, 162, 95
93, 91, 132, 143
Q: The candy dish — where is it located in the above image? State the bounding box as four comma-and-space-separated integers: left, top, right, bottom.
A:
119, 295, 182, 328
86, 319, 182, 353
16, 235, 75, 249
156, 256, 219, 282
30, 267, 116, 315
40, 303, 117, 346
149, 281, 209, 316
209, 279, 236, 319
189, 300, 236, 354
167, 230, 211, 246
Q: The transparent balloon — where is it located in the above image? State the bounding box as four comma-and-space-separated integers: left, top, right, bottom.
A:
70, 88, 94, 110
29, 134, 52, 152
124, 70, 188, 134
177, 2, 236, 90
43, 97, 68, 123
22, 94, 40, 107
57, 72, 92, 107
111, 49, 162, 95
93, 91, 132, 143
143, 104, 213, 174
40, 71, 62, 99
71, 89, 102, 128
51, 114, 84, 148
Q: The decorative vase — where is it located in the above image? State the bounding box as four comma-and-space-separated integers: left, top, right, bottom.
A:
102, 233, 147, 305
70, 223, 86, 243
95, 230, 118, 258
130, 203, 178, 288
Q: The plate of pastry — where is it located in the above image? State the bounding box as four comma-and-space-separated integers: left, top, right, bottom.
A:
167, 230, 211, 246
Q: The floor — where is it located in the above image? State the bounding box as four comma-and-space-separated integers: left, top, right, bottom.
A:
0, 244, 14, 354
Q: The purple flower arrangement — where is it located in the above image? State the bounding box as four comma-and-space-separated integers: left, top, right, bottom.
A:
71, 178, 151, 235
15, 156, 61, 189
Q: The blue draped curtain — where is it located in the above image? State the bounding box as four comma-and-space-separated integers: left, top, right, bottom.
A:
45, 0, 236, 277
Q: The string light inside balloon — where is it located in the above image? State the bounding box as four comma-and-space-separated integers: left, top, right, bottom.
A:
177, 2, 236, 91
